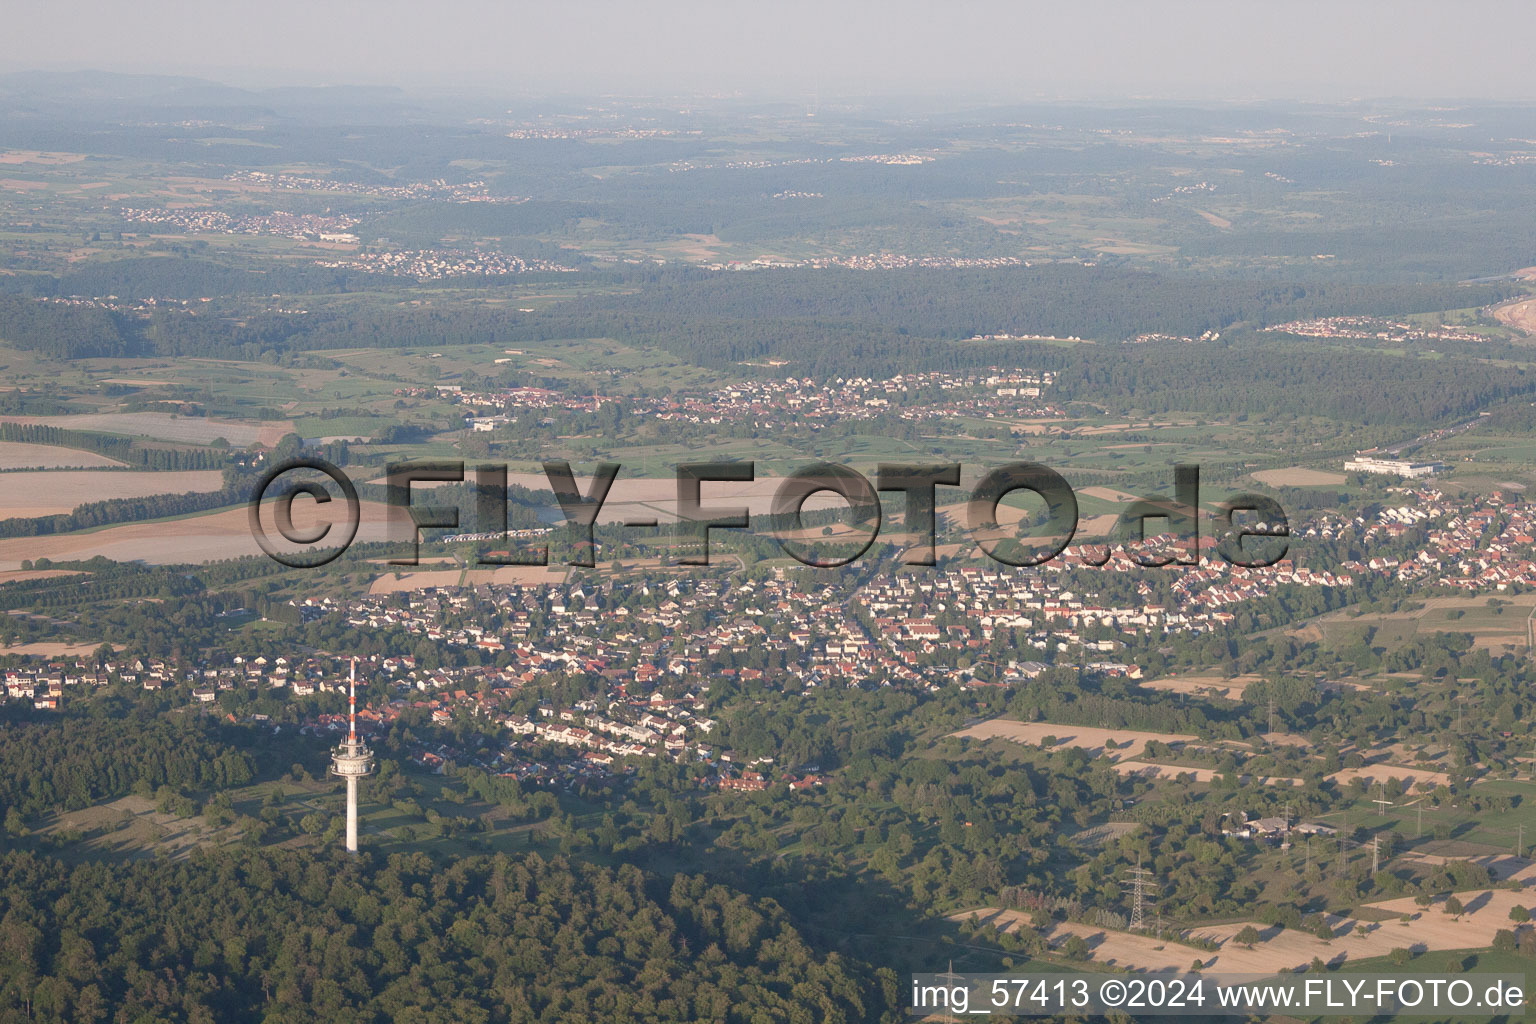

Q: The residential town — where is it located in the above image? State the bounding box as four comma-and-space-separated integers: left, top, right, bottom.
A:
316, 248, 578, 278
408, 367, 1062, 429
1263, 315, 1488, 344
13, 483, 1536, 791
118, 206, 362, 242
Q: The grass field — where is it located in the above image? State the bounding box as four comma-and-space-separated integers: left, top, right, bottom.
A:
37, 794, 241, 863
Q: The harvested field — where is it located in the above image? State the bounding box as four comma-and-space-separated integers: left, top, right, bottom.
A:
1079, 486, 1138, 502
1138, 672, 1259, 700
0, 499, 395, 570
0, 469, 225, 519
951, 719, 1198, 760
369, 570, 463, 594
496, 472, 850, 525
482, 564, 569, 585
369, 561, 572, 592
1494, 296, 1536, 337
1402, 852, 1536, 882
0, 568, 82, 584
1251, 467, 1348, 487
1112, 760, 1301, 786
1285, 594, 1536, 653
1076, 513, 1120, 537
964, 880, 1536, 973
0, 441, 124, 470
0, 412, 292, 447
1327, 764, 1452, 790
1, 640, 107, 657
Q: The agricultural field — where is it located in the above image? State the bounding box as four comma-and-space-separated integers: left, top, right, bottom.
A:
0, 441, 123, 469
0, 498, 396, 569
1251, 467, 1348, 487
1287, 595, 1536, 656
950, 720, 1199, 761
0, 412, 290, 447
0, 468, 224, 519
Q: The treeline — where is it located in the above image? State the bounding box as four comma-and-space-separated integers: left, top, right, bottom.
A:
0, 847, 883, 1023
0, 423, 229, 471
11, 256, 370, 300
0, 563, 204, 613
0, 391, 75, 417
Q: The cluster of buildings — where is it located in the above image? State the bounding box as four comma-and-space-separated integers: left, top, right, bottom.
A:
504, 125, 692, 141
118, 206, 360, 242
705, 253, 1025, 271
1127, 331, 1221, 344
1367, 488, 1536, 591
1151, 181, 1217, 202
35, 295, 204, 313
4, 665, 110, 709
223, 170, 523, 203
410, 367, 1061, 431
1170, 557, 1353, 616
1220, 813, 1336, 842
316, 249, 577, 279
666, 369, 1059, 426
505, 693, 713, 762
667, 153, 932, 174
1264, 315, 1486, 344
18, 469, 1536, 786
1343, 455, 1448, 479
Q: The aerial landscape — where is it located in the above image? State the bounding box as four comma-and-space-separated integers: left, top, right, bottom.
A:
5, 2, 1536, 1021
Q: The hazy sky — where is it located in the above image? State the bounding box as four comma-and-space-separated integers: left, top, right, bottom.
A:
5, 0, 1535, 101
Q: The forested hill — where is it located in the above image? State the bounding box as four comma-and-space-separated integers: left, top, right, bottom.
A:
580, 266, 1512, 344
0, 262, 1515, 362
0, 847, 885, 1023
1047, 342, 1536, 426
0, 261, 1528, 426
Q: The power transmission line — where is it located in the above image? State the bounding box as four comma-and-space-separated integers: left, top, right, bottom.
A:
1124, 866, 1157, 932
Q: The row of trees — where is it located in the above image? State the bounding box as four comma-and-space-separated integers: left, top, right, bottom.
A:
0, 423, 230, 471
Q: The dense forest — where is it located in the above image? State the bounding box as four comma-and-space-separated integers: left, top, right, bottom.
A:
0, 848, 883, 1024
582, 266, 1514, 342
0, 702, 260, 819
